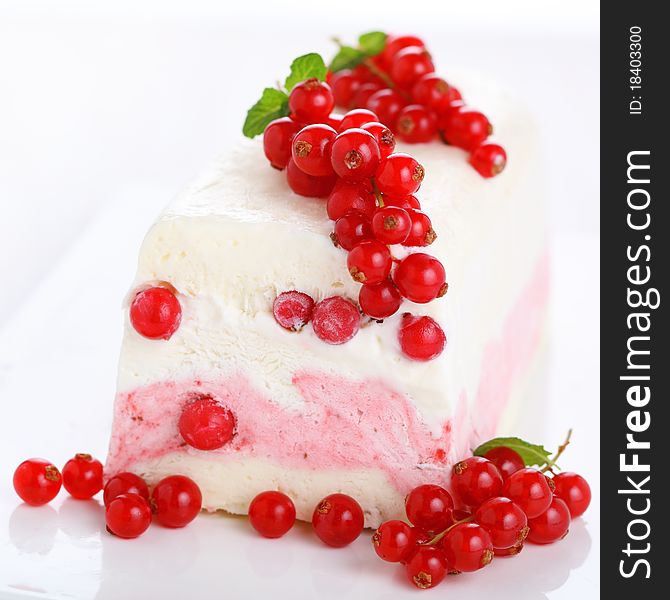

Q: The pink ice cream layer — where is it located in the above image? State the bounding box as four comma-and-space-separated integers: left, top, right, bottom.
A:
106, 252, 549, 494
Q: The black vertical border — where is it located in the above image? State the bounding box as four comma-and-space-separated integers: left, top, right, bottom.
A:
601, 3, 668, 596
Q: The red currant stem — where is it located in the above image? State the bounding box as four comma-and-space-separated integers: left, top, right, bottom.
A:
542, 429, 573, 473
370, 178, 385, 207
422, 515, 475, 546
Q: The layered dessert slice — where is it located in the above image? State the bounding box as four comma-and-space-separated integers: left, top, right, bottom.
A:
106, 71, 547, 528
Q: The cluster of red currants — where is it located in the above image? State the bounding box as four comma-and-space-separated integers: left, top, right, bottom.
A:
248, 490, 365, 548
372, 445, 591, 590
13, 455, 203, 539
328, 34, 506, 178
264, 78, 448, 360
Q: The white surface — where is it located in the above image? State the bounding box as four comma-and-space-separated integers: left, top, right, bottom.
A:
0, 1, 599, 598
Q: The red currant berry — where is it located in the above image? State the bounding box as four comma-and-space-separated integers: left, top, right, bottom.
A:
248, 491, 296, 538
62, 453, 103, 500
441, 107, 492, 151
338, 108, 380, 132
272, 290, 315, 331
384, 194, 421, 210
366, 89, 406, 129
359, 279, 402, 319
441, 523, 494, 572
330, 70, 362, 109
552, 472, 592, 518
178, 395, 237, 451
151, 475, 202, 528
105, 493, 152, 539
380, 35, 425, 68
351, 64, 376, 83
347, 239, 392, 284
405, 546, 448, 590
412, 527, 432, 545
360, 122, 396, 159
327, 113, 343, 130
372, 205, 411, 245
405, 484, 454, 533
452, 457, 504, 508
502, 468, 553, 519
484, 446, 525, 479
398, 314, 446, 361
527, 497, 571, 544
411, 74, 453, 112
394, 253, 447, 303
311, 296, 361, 344
350, 82, 384, 109
372, 520, 417, 563
396, 105, 438, 143
375, 153, 425, 197
474, 497, 529, 549
13, 459, 62, 506
312, 493, 364, 547
263, 117, 302, 170
469, 142, 507, 178
332, 211, 373, 251
130, 286, 182, 340
103, 472, 150, 507
404, 209, 436, 246
330, 129, 381, 181
326, 179, 377, 221
291, 124, 337, 177
390, 47, 434, 89
288, 78, 334, 123
286, 158, 337, 198
494, 542, 524, 557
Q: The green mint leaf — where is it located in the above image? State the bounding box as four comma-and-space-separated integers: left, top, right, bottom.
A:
284, 53, 328, 92
242, 87, 289, 138
473, 437, 556, 469
358, 31, 387, 56
329, 46, 366, 72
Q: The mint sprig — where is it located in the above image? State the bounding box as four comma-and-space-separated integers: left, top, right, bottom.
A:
329, 31, 387, 73
473, 437, 557, 470
242, 53, 328, 138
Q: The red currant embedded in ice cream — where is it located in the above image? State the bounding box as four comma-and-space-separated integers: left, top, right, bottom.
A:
62, 453, 104, 500
330, 129, 381, 181
451, 456, 504, 508
552, 472, 592, 518
248, 491, 296, 538
332, 212, 373, 250
371, 206, 411, 245
286, 158, 337, 198
151, 475, 202, 528
312, 493, 364, 547
178, 395, 237, 451
263, 117, 302, 170
130, 286, 182, 340
288, 78, 334, 123
359, 279, 402, 319
469, 142, 507, 178
375, 153, 425, 197
405, 545, 448, 590
347, 239, 392, 284
13, 459, 62, 506
372, 520, 417, 563
272, 290, 315, 331
527, 496, 571, 544
398, 314, 446, 361
105, 493, 152, 539
501, 468, 553, 519
393, 253, 447, 303
474, 497, 529, 549
291, 124, 337, 177
311, 296, 361, 345
484, 446, 525, 479
405, 483, 454, 533
441, 523, 494, 572
103, 472, 150, 506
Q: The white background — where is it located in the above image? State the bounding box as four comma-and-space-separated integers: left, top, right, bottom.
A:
0, 1, 599, 598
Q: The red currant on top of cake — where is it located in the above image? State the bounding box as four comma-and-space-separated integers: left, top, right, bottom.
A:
105, 31, 548, 529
